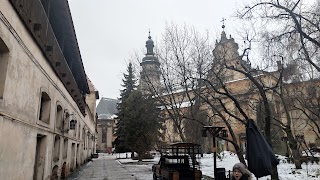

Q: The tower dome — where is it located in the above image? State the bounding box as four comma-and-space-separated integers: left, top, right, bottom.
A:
146, 35, 154, 45
139, 31, 161, 95
145, 31, 155, 55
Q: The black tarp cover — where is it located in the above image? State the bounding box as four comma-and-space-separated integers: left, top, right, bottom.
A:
246, 119, 279, 178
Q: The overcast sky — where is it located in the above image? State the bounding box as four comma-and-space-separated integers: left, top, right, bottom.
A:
68, 0, 246, 100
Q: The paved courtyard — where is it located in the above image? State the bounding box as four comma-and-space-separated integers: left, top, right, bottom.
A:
67, 153, 154, 180
67, 153, 215, 180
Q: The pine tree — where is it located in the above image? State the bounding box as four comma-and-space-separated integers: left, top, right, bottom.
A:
114, 63, 137, 153
119, 63, 137, 101
122, 90, 161, 161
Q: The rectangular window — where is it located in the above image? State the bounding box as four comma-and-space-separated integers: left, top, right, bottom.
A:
78, 124, 81, 139
102, 127, 106, 143
53, 136, 60, 162
82, 129, 86, 149
63, 138, 68, 159
56, 105, 63, 130
0, 38, 9, 99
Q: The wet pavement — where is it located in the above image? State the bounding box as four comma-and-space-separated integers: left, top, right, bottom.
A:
67, 153, 214, 180
67, 154, 137, 180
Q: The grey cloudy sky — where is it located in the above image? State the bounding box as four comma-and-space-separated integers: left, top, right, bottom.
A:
68, 0, 245, 100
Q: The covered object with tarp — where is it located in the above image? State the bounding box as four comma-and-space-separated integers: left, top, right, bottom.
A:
246, 119, 279, 178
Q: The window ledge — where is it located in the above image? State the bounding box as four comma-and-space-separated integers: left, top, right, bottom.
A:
37, 119, 50, 128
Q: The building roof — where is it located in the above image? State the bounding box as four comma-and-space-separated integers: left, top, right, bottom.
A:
96, 98, 119, 119
9, 0, 89, 115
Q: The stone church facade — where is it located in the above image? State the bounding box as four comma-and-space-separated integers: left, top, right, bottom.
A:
96, 97, 119, 153
0, 0, 99, 179
139, 29, 320, 155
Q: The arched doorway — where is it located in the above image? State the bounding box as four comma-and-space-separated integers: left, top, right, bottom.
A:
51, 165, 58, 180
60, 162, 66, 179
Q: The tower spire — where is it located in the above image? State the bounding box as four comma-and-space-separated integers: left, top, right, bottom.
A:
139, 30, 161, 95
146, 30, 154, 55
221, 17, 226, 31
220, 17, 227, 41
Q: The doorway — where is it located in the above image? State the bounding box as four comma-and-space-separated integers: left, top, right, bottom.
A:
33, 134, 47, 180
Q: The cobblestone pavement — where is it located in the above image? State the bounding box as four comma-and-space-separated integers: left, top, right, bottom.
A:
67, 154, 138, 180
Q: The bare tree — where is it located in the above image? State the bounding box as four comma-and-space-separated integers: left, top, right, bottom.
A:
235, 0, 320, 174
141, 23, 213, 143
239, 0, 320, 72
141, 23, 280, 171
284, 81, 320, 140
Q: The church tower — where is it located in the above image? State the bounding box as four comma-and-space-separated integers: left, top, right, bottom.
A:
211, 23, 251, 81
139, 32, 161, 95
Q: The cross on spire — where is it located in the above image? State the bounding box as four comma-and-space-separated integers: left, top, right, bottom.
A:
221, 17, 226, 31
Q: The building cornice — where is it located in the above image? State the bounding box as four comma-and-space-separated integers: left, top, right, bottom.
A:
9, 0, 89, 115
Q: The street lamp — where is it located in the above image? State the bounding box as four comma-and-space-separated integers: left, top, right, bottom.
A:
202, 126, 226, 179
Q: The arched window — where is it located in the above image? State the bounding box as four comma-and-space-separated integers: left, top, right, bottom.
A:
61, 162, 66, 178
55, 104, 63, 130
39, 91, 51, 124
63, 110, 69, 132
51, 165, 58, 180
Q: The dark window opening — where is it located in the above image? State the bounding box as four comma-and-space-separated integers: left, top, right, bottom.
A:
102, 127, 106, 143
53, 136, 60, 162
56, 105, 63, 130
39, 92, 51, 124
0, 37, 9, 99
63, 138, 68, 159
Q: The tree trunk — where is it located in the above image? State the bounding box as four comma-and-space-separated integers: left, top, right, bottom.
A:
138, 153, 142, 162
271, 167, 279, 180
291, 149, 302, 169
234, 144, 246, 166
287, 129, 302, 168
287, 135, 302, 169
178, 125, 186, 142
279, 82, 302, 169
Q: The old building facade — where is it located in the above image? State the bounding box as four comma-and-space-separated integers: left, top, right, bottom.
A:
96, 97, 119, 153
140, 28, 320, 155
0, 0, 98, 179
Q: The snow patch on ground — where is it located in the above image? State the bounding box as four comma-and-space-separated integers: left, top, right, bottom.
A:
115, 151, 320, 180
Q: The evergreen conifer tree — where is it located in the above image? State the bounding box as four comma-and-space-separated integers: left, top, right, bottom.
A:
114, 63, 137, 153
122, 90, 161, 161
